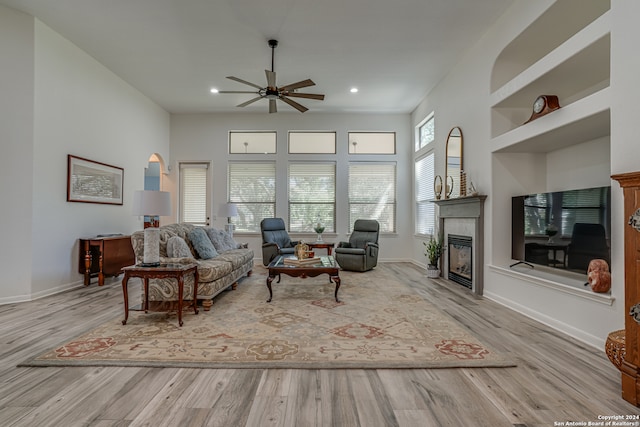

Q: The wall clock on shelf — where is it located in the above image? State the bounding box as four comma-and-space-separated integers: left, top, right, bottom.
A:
524, 95, 560, 124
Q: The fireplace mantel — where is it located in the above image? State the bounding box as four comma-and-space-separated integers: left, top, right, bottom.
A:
433, 195, 487, 295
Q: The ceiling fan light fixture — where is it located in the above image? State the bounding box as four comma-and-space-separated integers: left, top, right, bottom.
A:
210, 88, 219, 94
218, 39, 324, 113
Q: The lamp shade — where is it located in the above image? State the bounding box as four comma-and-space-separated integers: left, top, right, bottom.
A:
132, 190, 172, 217
218, 203, 238, 218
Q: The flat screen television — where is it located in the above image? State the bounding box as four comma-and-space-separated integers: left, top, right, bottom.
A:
511, 186, 611, 274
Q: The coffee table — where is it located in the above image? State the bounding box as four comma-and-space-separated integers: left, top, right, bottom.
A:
266, 256, 341, 303
121, 263, 199, 327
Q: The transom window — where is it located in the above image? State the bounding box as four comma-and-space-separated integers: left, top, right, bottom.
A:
416, 114, 435, 151
348, 132, 396, 154
289, 132, 336, 154
229, 131, 276, 154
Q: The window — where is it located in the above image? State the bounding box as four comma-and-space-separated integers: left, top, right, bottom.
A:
415, 153, 435, 235
229, 131, 276, 154
348, 132, 396, 154
179, 163, 209, 226
228, 162, 276, 232
416, 114, 434, 151
288, 163, 336, 232
289, 132, 336, 154
348, 163, 396, 232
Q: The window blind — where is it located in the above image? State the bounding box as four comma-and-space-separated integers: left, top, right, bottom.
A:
348, 162, 396, 232
288, 163, 336, 232
179, 163, 208, 225
229, 162, 276, 232
415, 153, 435, 235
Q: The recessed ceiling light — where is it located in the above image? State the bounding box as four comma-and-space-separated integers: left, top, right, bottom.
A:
210, 88, 219, 94
350, 87, 358, 93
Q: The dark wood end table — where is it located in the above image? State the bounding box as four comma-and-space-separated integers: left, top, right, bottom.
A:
121, 263, 199, 327
266, 256, 341, 303
306, 242, 335, 256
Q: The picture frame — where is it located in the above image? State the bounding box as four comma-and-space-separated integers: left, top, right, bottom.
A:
67, 155, 124, 205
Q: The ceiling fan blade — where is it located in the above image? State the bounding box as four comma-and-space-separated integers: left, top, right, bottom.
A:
237, 96, 263, 107
218, 90, 259, 94
279, 79, 315, 92
280, 96, 308, 113
284, 92, 325, 101
226, 76, 263, 90
269, 99, 277, 114
265, 70, 276, 88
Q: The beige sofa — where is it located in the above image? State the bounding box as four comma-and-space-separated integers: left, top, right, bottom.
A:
130, 223, 253, 311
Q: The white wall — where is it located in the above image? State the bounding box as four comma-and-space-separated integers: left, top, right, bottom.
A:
0, 6, 35, 302
168, 113, 412, 263
409, 0, 631, 349
0, 7, 170, 303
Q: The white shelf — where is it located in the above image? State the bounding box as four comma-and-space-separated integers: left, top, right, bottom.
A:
491, 87, 610, 153
489, 264, 614, 306
491, 11, 610, 109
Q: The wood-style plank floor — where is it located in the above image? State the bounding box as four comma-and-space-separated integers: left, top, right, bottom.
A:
0, 263, 637, 426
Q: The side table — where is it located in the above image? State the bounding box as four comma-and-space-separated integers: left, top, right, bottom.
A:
121, 263, 199, 327
307, 242, 335, 256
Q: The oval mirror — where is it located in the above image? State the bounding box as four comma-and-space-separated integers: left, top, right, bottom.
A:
445, 127, 463, 198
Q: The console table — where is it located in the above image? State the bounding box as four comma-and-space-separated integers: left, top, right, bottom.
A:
79, 235, 135, 286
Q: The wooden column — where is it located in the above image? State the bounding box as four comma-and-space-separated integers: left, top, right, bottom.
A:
612, 171, 640, 406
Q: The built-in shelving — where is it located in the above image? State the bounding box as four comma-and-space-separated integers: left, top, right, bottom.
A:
491, 11, 610, 141
489, 1, 612, 289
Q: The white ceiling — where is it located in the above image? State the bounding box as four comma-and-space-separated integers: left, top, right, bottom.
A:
1, 0, 514, 114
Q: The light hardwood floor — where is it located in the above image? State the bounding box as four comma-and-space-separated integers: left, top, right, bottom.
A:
0, 263, 637, 426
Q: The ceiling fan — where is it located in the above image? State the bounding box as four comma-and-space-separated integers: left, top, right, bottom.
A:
218, 39, 325, 113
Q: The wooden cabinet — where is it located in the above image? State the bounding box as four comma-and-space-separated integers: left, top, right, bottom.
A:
79, 235, 135, 286
612, 171, 640, 406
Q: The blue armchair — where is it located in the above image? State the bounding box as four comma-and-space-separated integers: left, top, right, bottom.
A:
260, 218, 298, 266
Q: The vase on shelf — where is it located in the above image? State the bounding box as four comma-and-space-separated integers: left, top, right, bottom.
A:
313, 217, 325, 243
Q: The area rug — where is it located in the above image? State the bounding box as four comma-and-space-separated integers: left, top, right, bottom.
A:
21, 266, 514, 369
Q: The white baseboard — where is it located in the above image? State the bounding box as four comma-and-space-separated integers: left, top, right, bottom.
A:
484, 290, 605, 350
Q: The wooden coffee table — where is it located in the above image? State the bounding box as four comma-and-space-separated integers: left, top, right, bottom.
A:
266, 256, 341, 303
121, 263, 199, 327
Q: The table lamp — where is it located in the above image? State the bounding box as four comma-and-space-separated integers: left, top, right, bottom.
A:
133, 190, 172, 266
218, 203, 238, 236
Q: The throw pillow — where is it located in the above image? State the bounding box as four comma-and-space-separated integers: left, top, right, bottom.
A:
222, 230, 242, 250
204, 227, 230, 252
166, 236, 193, 259
188, 228, 218, 259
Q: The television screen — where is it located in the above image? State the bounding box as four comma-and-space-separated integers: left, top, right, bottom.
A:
511, 186, 611, 274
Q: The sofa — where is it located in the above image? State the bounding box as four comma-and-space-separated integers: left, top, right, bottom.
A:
130, 223, 253, 311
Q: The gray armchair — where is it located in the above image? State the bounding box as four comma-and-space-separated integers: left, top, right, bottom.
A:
335, 219, 380, 272
260, 218, 298, 266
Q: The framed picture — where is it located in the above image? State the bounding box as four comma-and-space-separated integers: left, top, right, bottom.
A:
67, 155, 124, 205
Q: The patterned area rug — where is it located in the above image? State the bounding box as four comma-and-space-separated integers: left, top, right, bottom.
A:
21, 266, 514, 369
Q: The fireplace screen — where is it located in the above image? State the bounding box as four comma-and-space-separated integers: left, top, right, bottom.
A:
448, 234, 472, 288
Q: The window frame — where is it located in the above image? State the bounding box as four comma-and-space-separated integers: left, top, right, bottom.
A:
227, 161, 277, 233
178, 162, 210, 226
347, 162, 397, 233
288, 162, 336, 233
416, 113, 435, 152
415, 151, 436, 236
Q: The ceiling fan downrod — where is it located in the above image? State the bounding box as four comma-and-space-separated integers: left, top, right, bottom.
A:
268, 39, 278, 73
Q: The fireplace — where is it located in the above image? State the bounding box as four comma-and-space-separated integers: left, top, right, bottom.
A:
448, 234, 472, 289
